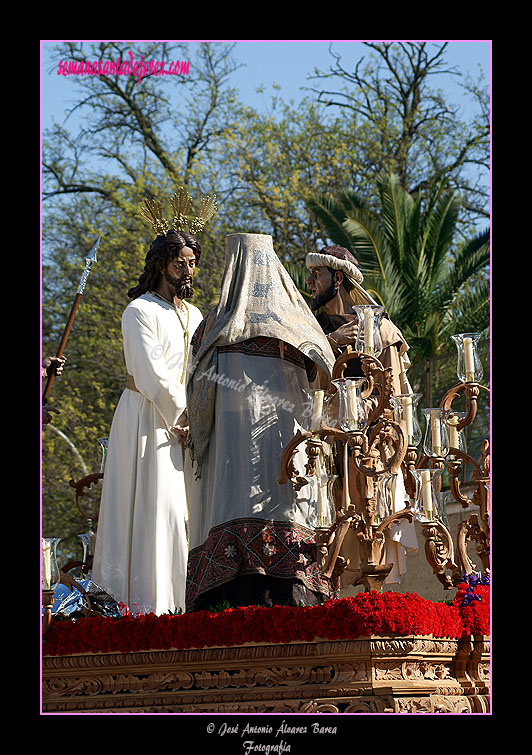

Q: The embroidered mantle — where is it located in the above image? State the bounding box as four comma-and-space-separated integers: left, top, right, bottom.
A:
186, 518, 336, 611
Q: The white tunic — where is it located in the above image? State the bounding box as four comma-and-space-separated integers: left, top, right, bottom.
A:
92, 293, 203, 615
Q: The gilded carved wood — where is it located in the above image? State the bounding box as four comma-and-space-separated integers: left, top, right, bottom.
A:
42, 635, 489, 714
280, 350, 417, 590
439, 382, 490, 586
279, 341, 490, 593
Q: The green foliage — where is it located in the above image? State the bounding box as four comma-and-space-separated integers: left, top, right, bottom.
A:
41, 41, 490, 561
308, 173, 489, 365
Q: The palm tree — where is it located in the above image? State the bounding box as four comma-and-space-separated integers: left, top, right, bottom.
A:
306, 173, 490, 366
284, 262, 312, 305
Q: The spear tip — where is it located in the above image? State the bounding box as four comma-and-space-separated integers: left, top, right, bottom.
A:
86, 234, 101, 264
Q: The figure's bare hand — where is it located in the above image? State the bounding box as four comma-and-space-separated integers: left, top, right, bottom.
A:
171, 409, 189, 438
172, 424, 189, 437
42, 355, 67, 377
329, 321, 359, 346
43, 406, 60, 425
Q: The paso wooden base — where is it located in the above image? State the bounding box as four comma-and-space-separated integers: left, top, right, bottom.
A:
42, 634, 489, 714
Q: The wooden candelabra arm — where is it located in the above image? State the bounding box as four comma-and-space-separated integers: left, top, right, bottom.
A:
60, 555, 94, 575
447, 442, 489, 514
304, 439, 323, 476
475, 438, 490, 478
421, 519, 458, 590
330, 351, 393, 427
447, 457, 477, 509
360, 356, 394, 427
331, 350, 369, 381
440, 382, 489, 432
278, 429, 313, 490
322, 517, 356, 579
349, 436, 377, 479
374, 505, 415, 536
454, 514, 489, 579
370, 418, 408, 476
69, 472, 103, 521
318, 419, 348, 442
402, 446, 419, 499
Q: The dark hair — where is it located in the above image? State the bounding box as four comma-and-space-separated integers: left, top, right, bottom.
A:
128, 231, 202, 299
325, 266, 357, 297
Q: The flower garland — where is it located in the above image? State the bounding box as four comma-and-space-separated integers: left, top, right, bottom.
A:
42, 588, 489, 657
451, 574, 490, 637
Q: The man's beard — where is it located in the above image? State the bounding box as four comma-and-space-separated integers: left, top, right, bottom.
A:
310, 282, 337, 312
165, 272, 194, 299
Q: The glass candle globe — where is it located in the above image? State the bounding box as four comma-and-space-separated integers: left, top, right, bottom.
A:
97, 437, 109, 473
42, 537, 61, 591
331, 378, 367, 433
411, 468, 444, 522
423, 408, 449, 458
304, 473, 337, 530
390, 393, 422, 446
450, 333, 483, 384
353, 305, 385, 357
444, 410, 468, 459
308, 389, 326, 434
78, 531, 96, 569
437, 491, 452, 530
375, 472, 396, 524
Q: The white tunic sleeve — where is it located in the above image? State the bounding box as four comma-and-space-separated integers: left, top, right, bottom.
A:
122, 303, 186, 431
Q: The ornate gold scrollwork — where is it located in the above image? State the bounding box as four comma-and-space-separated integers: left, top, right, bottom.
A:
439, 382, 490, 586
279, 352, 490, 594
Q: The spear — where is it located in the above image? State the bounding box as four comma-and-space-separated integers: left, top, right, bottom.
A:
42, 236, 101, 405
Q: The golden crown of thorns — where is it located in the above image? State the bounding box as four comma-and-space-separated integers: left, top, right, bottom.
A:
140, 187, 218, 237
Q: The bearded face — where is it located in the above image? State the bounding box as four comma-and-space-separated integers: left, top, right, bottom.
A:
163, 244, 197, 299
309, 281, 338, 311
306, 266, 338, 311
164, 269, 194, 299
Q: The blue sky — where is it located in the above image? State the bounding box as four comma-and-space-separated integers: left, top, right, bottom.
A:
41, 40, 491, 128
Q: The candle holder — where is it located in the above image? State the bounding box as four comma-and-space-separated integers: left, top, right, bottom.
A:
279, 334, 489, 594
304, 473, 338, 530
42, 537, 61, 591
353, 305, 385, 357
97, 437, 109, 473
375, 471, 395, 524
390, 393, 422, 447
444, 410, 468, 460
423, 408, 449, 458
410, 468, 444, 522
410, 470, 458, 589
42, 537, 61, 639
438, 491, 452, 531
305, 389, 327, 438
436, 370, 490, 583
77, 531, 96, 574
451, 333, 483, 384
331, 377, 367, 433
281, 351, 414, 592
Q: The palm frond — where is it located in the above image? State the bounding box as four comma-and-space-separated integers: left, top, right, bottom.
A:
307, 193, 359, 252
377, 173, 415, 264
284, 261, 312, 303
306, 172, 490, 361
419, 189, 461, 287
432, 229, 490, 316
439, 276, 490, 338
341, 210, 391, 279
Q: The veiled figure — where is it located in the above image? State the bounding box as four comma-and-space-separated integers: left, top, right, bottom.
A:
184, 233, 336, 611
